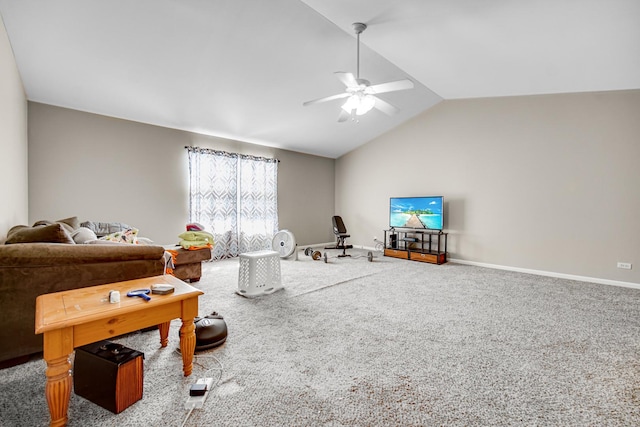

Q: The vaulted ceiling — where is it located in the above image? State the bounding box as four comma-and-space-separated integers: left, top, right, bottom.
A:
1, 0, 638, 158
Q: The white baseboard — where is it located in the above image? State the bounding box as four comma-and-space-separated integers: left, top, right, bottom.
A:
305, 244, 639, 290
300, 242, 336, 250
449, 257, 640, 290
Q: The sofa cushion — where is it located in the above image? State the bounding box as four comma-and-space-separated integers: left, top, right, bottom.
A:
5, 223, 75, 244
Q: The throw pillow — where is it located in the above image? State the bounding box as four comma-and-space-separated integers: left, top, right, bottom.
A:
32, 216, 80, 234
99, 228, 139, 244
56, 216, 80, 231
80, 220, 132, 237
71, 227, 98, 244
5, 223, 75, 244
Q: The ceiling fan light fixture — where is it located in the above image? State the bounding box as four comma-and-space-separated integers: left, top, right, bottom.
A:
356, 94, 375, 115
341, 95, 359, 113
341, 93, 375, 116
342, 95, 358, 114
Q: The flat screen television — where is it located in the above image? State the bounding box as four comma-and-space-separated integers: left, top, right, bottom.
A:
389, 196, 444, 230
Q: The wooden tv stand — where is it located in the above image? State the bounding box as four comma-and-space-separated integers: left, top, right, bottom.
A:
383, 228, 447, 264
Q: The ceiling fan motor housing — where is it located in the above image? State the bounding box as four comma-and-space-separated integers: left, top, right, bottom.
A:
353, 22, 367, 34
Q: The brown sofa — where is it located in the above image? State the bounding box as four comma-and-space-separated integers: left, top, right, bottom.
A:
0, 241, 166, 367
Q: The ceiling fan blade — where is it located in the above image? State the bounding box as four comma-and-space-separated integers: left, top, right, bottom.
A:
338, 109, 351, 122
334, 72, 357, 88
372, 96, 400, 116
368, 79, 414, 94
303, 92, 350, 107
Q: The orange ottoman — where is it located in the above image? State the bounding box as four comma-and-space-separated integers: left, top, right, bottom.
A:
167, 247, 212, 282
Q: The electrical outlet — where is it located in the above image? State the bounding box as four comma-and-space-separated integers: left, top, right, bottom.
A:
617, 262, 632, 270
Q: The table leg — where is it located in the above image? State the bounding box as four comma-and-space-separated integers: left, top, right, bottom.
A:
43, 329, 73, 427
158, 321, 170, 347
179, 318, 196, 376
45, 355, 72, 427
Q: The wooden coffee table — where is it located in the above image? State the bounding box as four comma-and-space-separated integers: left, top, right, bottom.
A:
35, 274, 203, 427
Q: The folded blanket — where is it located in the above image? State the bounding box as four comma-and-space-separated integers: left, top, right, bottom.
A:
178, 230, 214, 250
178, 231, 214, 243
179, 240, 213, 250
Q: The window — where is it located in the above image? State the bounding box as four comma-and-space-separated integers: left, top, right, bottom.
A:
187, 146, 278, 259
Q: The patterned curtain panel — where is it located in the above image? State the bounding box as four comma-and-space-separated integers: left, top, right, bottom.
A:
187, 147, 278, 259
238, 156, 279, 253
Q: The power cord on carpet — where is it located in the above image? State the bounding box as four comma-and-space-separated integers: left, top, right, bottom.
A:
176, 349, 224, 427
181, 405, 196, 427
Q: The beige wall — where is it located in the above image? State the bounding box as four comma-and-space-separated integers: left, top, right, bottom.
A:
336, 90, 640, 285
11, 30, 639, 286
0, 16, 28, 240
28, 102, 335, 246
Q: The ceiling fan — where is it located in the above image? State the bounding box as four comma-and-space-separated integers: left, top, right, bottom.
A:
303, 22, 414, 122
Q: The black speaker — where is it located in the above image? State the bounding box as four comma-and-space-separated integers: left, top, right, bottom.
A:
390, 234, 398, 249
74, 340, 144, 414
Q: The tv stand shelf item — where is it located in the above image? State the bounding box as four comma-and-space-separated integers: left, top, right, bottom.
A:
383, 228, 447, 264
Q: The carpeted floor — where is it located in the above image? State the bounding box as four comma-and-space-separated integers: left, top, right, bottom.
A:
1, 249, 639, 426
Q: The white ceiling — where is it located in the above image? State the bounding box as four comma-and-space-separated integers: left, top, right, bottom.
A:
1, 0, 638, 159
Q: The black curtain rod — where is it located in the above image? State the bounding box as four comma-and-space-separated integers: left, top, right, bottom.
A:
184, 145, 280, 163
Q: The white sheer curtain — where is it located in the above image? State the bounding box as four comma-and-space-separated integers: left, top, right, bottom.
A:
187, 147, 278, 260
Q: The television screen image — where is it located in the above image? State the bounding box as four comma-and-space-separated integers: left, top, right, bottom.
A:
389, 196, 444, 230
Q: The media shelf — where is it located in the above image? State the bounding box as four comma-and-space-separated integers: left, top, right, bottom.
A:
383, 228, 447, 264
